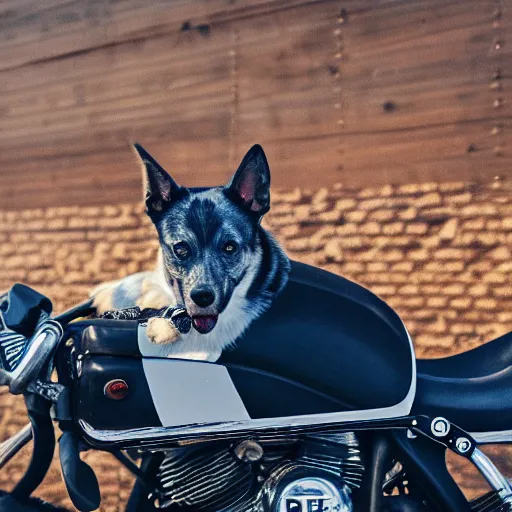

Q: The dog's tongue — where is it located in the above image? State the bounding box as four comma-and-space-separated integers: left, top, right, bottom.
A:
192, 315, 218, 334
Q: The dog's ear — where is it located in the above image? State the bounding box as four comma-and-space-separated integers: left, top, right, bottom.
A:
133, 143, 185, 214
226, 144, 271, 216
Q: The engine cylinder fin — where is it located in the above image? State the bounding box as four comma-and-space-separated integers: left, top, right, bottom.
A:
470, 490, 512, 512
158, 445, 253, 509
156, 432, 364, 510
160, 451, 234, 486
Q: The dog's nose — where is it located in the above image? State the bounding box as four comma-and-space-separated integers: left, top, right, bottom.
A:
190, 288, 215, 308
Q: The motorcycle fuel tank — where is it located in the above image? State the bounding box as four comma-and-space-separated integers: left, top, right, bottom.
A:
72, 262, 415, 434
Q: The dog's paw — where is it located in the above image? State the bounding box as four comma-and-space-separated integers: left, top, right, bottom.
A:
146, 318, 181, 344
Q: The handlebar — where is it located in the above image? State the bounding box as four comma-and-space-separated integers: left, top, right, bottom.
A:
0, 284, 95, 396
0, 319, 63, 395
0, 285, 190, 509
0, 285, 101, 509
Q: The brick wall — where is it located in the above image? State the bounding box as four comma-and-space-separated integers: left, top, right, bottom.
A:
3, 180, 510, 355
0, 179, 511, 509
266, 180, 512, 358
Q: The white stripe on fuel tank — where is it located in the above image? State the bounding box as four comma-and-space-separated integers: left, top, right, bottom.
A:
142, 358, 251, 427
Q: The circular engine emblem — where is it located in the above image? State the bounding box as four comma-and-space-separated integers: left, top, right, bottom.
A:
277, 477, 352, 512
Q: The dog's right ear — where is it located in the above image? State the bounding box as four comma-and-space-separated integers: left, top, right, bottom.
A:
226, 144, 271, 217
133, 143, 184, 214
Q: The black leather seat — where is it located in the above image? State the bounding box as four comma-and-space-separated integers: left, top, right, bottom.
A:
414, 331, 512, 433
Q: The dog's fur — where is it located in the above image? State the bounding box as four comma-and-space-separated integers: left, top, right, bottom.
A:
92, 144, 290, 361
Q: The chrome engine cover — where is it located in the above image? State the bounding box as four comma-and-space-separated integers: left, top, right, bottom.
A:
156, 432, 363, 511
275, 477, 352, 512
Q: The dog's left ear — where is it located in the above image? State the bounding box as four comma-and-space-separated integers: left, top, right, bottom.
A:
226, 144, 271, 216
133, 143, 184, 215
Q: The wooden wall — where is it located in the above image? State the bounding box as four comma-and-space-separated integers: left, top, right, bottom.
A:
0, 0, 510, 209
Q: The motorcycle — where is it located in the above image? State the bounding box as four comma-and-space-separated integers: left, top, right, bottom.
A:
0, 260, 510, 511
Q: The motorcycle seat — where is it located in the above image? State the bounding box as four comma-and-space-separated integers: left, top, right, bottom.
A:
414, 331, 512, 433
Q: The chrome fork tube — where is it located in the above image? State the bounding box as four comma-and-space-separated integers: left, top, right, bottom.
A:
0, 423, 32, 470
471, 447, 512, 501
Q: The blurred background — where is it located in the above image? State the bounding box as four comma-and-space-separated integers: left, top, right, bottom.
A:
0, 0, 511, 510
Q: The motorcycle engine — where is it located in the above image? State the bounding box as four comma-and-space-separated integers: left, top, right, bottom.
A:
155, 432, 364, 511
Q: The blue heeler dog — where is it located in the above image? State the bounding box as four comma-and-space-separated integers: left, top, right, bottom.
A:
92, 144, 290, 361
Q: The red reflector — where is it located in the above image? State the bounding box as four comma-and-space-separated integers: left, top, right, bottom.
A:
104, 379, 129, 400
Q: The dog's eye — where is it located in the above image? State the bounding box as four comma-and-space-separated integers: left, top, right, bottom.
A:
173, 241, 190, 260
222, 241, 238, 254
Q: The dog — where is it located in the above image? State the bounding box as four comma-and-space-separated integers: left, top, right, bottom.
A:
92, 144, 290, 361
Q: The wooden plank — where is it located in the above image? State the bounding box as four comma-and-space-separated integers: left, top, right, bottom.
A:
0, 138, 234, 209
4, 114, 508, 207
0, 16, 234, 209
0, 26, 233, 134
233, 0, 509, 138
231, 1, 342, 154
338, 118, 512, 185
0, 0, 510, 210
0, 0, 326, 72
233, 116, 511, 189
229, 0, 511, 186
337, 0, 510, 131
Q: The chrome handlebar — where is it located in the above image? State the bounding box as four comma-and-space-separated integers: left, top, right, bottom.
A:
0, 317, 63, 395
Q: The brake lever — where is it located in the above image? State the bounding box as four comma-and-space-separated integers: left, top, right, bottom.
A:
59, 432, 101, 512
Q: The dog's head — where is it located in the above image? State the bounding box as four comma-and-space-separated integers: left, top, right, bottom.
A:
134, 144, 271, 334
